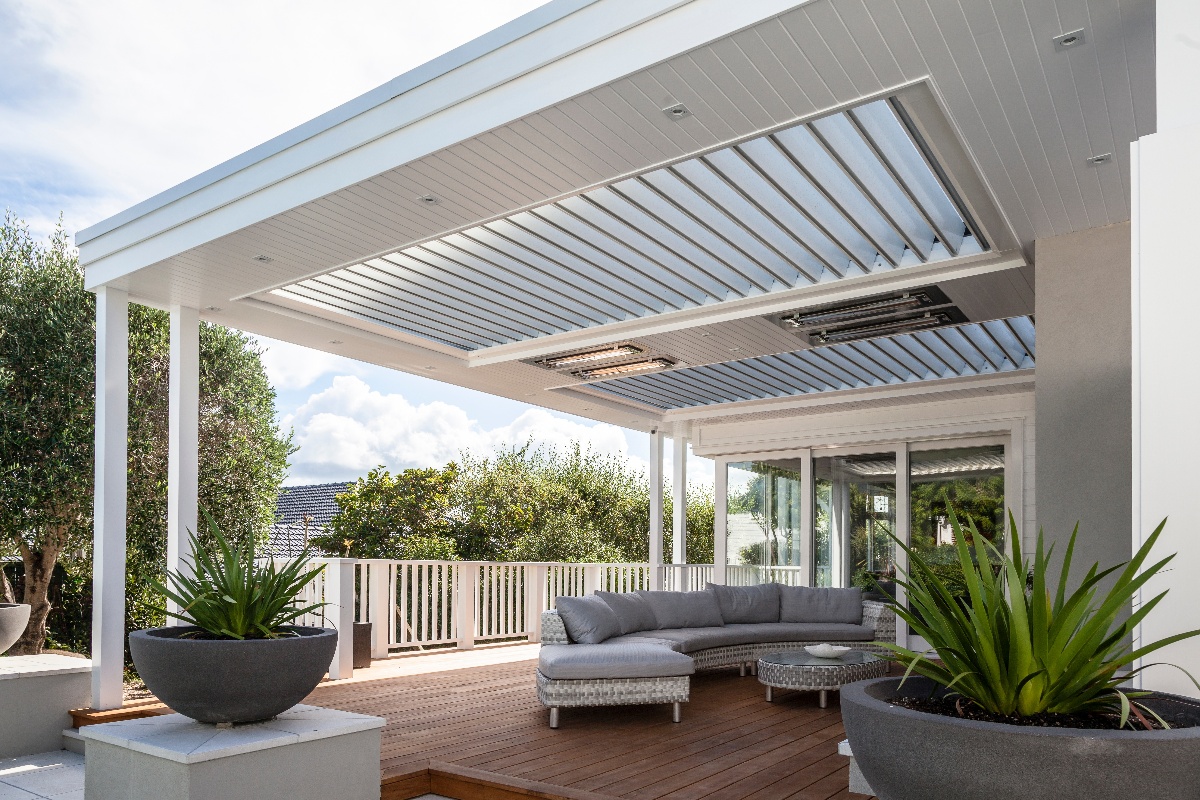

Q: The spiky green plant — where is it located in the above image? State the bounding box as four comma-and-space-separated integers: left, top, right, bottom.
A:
151, 509, 326, 639
879, 512, 1200, 729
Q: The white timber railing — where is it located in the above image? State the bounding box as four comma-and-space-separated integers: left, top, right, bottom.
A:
290, 559, 811, 677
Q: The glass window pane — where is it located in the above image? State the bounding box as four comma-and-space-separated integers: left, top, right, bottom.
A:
727, 460, 804, 585
813, 453, 897, 589
909, 445, 1005, 601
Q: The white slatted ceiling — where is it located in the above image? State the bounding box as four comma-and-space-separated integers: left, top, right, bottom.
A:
586, 316, 1035, 409
275, 98, 979, 350
127, 0, 1148, 316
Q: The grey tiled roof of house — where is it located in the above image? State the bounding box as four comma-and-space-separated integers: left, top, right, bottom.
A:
267, 481, 352, 558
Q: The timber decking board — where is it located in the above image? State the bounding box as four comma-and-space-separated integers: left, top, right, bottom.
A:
305, 655, 875, 800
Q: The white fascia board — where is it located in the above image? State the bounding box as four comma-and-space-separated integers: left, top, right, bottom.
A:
467, 250, 1027, 367
662, 371, 1035, 425
80, 0, 818, 288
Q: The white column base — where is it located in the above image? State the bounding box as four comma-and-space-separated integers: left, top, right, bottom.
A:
80, 704, 383, 800
0, 655, 91, 759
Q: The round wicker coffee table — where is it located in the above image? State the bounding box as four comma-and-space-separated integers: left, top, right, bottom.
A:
757, 650, 886, 708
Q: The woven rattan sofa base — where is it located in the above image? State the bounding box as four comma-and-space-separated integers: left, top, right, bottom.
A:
536, 670, 689, 727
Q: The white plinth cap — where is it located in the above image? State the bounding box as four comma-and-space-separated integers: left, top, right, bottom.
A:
0, 654, 92, 680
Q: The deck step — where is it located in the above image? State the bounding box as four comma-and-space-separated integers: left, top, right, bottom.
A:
69, 699, 170, 728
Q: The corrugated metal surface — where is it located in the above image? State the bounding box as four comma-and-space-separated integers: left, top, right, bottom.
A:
275, 98, 982, 350
587, 315, 1035, 409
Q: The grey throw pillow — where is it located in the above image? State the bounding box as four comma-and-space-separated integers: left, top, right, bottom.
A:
637, 590, 725, 629
555, 595, 621, 643
706, 582, 780, 623
779, 586, 863, 624
596, 591, 658, 635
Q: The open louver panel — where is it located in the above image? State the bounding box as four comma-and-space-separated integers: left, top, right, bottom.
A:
274, 98, 984, 351
585, 316, 1034, 410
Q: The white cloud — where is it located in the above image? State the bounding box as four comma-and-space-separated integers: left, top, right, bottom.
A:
282, 375, 649, 485
257, 338, 364, 391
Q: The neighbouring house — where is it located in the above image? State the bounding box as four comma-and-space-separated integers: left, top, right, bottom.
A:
267, 482, 352, 558
73, 0, 1200, 717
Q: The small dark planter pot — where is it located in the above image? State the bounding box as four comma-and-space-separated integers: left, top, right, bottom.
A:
0, 603, 31, 654
129, 625, 337, 724
353, 621, 373, 670
842, 676, 1200, 800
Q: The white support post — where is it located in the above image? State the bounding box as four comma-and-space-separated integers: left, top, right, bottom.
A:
525, 564, 547, 642
713, 459, 728, 585
649, 429, 664, 590
457, 563, 478, 650
894, 446, 910, 646
323, 559, 355, 680
671, 429, 688, 565
166, 305, 199, 624
799, 452, 814, 587
583, 564, 605, 595
92, 286, 129, 710
367, 561, 390, 659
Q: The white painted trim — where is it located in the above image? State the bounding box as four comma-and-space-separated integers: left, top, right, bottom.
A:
1129, 137, 1144, 688
662, 371, 1034, 424
649, 429, 665, 589
166, 306, 199, 624
713, 457, 729, 585
469, 251, 1026, 367
92, 287, 129, 710
672, 429, 688, 564
799, 451, 814, 587
894, 445, 910, 645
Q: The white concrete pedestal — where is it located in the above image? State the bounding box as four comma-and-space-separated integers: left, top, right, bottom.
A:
0, 654, 92, 759
80, 704, 384, 800
838, 740, 875, 796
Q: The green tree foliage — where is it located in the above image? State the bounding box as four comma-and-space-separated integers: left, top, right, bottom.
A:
0, 214, 95, 653
0, 211, 291, 652
310, 465, 459, 560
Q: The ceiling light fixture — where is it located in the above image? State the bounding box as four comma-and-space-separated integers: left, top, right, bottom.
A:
417, 194, 440, 205
1053, 29, 1086, 51
204, 306, 222, 312
579, 358, 674, 379
816, 313, 954, 344
662, 103, 692, 121
1087, 153, 1112, 166
539, 344, 644, 369
784, 293, 933, 330
252, 255, 273, 263
776, 286, 967, 346
328, 340, 343, 345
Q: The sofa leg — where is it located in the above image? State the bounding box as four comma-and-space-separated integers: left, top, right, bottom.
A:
549, 707, 560, 729
672, 702, 681, 723
739, 662, 746, 677
750, 661, 757, 676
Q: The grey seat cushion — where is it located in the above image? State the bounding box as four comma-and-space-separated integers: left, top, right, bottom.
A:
638, 590, 725, 629
601, 633, 684, 652
707, 582, 780, 623
538, 643, 695, 679
726, 622, 876, 643
555, 595, 621, 643
779, 586, 863, 624
596, 591, 658, 635
637, 626, 764, 653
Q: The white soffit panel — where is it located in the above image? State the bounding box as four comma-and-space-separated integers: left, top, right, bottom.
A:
272, 97, 984, 351
583, 316, 1034, 410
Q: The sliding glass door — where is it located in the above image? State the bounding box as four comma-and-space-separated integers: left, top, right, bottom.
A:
727, 459, 805, 585
813, 453, 897, 589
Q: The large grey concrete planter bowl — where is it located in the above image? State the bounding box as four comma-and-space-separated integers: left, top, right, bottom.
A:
129, 626, 337, 724
0, 603, 31, 654
842, 676, 1200, 800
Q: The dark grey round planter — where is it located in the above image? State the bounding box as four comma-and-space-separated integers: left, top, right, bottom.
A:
841, 676, 1200, 800
129, 625, 337, 724
0, 603, 31, 654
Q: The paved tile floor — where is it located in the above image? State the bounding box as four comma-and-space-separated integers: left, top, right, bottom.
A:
0, 751, 83, 800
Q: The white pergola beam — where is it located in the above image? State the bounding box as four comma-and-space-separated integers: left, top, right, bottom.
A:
648, 429, 664, 590
92, 286, 129, 710
166, 306, 200, 622
671, 428, 687, 565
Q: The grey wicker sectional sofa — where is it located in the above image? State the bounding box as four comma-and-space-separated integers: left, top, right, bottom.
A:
536, 582, 896, 728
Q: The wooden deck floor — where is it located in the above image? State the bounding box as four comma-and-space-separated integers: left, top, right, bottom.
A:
305, 646, 873, 800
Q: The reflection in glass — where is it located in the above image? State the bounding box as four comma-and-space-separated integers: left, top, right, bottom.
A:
909, 445, 1005, 600
727, 460, 804, 585
813, 454, 896, 589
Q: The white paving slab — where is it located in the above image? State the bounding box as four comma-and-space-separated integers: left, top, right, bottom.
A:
0, 751, 83, 799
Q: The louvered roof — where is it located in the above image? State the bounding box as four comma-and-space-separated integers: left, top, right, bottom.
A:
274, 97, 983, 351
584, 316, 1034, 410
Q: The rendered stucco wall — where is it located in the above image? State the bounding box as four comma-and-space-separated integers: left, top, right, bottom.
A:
1034, 222, 1132, 581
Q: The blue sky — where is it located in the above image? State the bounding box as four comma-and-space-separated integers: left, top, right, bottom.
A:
1, 0, 710, 487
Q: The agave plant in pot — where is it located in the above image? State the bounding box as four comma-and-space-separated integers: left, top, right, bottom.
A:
841, 512, 1200, 800
129, 511, 337, 724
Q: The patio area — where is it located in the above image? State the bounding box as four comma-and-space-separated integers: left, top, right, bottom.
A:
304, 645, 871, 800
